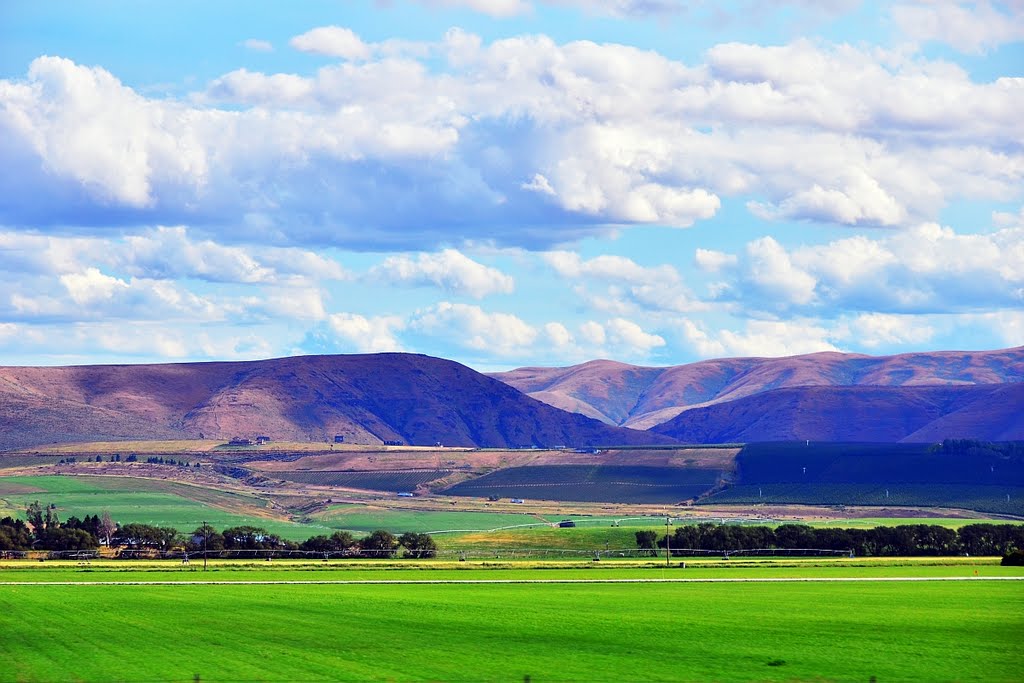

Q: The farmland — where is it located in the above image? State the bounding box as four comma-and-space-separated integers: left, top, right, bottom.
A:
705, 442, 1024, 515
0, 560, 1020, 682
4, 440, 1023, 555
702, 483, 1024, 515
445, 464, 723, 503
309, 505, 546, 534
0, 455, 67, 469
272, 469, 450, 491
727, 442, 1024, 485
0, 475, 326, 540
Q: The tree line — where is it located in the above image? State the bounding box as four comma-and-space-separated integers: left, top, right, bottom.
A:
0, 502, 435, 558
930, 439, 1024, 459
635, 522, 1024, 557
57, 455, 200, 467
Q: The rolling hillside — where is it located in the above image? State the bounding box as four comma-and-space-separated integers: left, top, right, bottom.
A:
650, 384, 1024, 444
0, 354, 673, 450
492, 347, 1024, 430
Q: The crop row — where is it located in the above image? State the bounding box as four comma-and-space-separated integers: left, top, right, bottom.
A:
444, 466, 723, 503
700, 483, 1024, 516
734, 442, 1024, 486
0, 455, 67, 469
272, 470, 449, 491
445, 481, 712, 504
449, 465, 722, 487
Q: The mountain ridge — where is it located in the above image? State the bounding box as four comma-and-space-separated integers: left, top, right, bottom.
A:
0, 353, 672, 451
491, 346, 1024, 429
649, 383, 1024, 443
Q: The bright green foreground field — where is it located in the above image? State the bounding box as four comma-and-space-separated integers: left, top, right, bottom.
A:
0, 569, 1020, 683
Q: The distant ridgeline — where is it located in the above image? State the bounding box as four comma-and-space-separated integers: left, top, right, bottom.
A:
701, 440, 1024, 516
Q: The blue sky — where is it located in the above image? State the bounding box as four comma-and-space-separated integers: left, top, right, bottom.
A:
1, 0, 1022, 370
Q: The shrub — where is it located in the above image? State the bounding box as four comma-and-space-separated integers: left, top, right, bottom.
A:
1001, 550, 1024, 566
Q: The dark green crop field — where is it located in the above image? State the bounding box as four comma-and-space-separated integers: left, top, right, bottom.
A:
705, 442, 1024, 515
272, 469, 450, 490
445, 465, 723, 503
0, 564, 1021, 682
702, 483, 1024, 515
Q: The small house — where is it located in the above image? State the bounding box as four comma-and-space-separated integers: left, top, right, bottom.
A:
334, 435, 345, 443
255, 436, 271, 445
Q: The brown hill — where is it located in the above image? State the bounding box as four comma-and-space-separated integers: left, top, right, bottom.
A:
491, 347, 1024, 429
649, 383, 1024, 443
0, 354, 673, 450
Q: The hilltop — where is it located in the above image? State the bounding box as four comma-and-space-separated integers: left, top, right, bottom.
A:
492, 347, 1024, 431
0, 354, 672, 451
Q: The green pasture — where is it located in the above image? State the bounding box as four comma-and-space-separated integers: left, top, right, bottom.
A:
0, 568, 1020, 682
0, 475, 326, 540
311, 505, 547, 533
540, 513, 668, 526
443, 524, 659, 550
310, 508, 673, 536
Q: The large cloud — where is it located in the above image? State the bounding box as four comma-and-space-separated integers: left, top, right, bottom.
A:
409, 302, 539, 354
2, 29, 1020, 249
0, 226, 342, 325
708, 219, 1024, 315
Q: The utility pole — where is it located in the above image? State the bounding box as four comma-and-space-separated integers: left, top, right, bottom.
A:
665, 516, 671, 567
203, 521, 208, 572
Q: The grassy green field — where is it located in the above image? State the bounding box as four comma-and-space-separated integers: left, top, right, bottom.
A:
0, 475, 327, 540
0, 562, 1020, 682
444, 524, 659, 550
310, 505, 548, 533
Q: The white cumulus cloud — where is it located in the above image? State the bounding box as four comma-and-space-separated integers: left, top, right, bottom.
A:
410, 302, 538, 354
892, 1, 1024, 54
372, 249, 514, 298
326, 312, 406, 352
2, 33, 1022, 250
290, 26, 371, 60
606, 317, 665, 353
